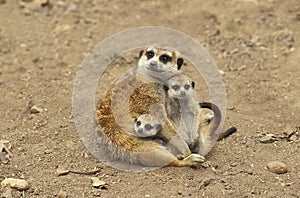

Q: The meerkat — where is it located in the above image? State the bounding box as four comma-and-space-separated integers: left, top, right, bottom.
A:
128, 47, 192, 157
165, 74, 237, 156
133, 114, 163, 138
133, 114, 167, 146
192, 102, 237, 156
166, 73, 200, 148
96, 46, 205, 168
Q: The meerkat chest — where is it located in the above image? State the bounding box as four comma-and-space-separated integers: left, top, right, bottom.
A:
128, 82, 166, 118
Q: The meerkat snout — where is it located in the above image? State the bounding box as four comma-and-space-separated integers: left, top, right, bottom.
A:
149, 61, 158, 68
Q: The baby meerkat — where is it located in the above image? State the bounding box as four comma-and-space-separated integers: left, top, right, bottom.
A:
166, 75, 236, 156
133, 114, 167, 145
134, 114, 163, 138
166, 73, 200, 148
96, 46, 205, 168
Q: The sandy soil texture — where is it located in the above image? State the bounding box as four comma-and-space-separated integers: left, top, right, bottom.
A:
1, 0, 299, 197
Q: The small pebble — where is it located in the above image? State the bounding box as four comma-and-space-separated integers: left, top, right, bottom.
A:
91, 177, 106, 188
67, 4, 77, 12
245, 138, 255, 147
30, 105, 43, 114
267, 161, 288, 174
246, 169, 253, 175
199, 178, 212, 190
57, 1, 65, 7
230, 162, 237, 167
56, 168, 70, 176
1, 178, 30, 190
58, 189, 68, 198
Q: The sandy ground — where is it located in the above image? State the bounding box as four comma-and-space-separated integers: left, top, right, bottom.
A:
1, 0, 300, 197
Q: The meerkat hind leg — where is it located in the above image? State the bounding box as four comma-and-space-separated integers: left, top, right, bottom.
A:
136, 146, 204, 167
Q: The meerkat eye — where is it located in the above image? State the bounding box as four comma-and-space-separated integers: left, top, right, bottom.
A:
146, 50, 154, 59
145, 124, 153, 131
159, 54, 172, 63
136, 121, 141, 126
172, 84, 180, 91
184, 84, 190, 90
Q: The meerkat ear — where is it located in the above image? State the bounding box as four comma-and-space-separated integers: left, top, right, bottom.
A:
191, 81, 195, 89
139, 50, 144, 58
134, 118, 138, 122
177, 58, 184, 70
163, 85, 169, 91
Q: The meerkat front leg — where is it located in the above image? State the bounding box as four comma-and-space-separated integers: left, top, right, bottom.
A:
149, 103, 192, 158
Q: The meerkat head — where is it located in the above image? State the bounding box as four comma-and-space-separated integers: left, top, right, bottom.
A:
166, 73, 195, 99
134, 114, 162, 137
137, 46, 184, 83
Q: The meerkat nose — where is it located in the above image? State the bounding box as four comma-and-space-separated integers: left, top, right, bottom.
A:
138, 128, 143, 133
180, 91, 186, 96
149, 61, 157, 68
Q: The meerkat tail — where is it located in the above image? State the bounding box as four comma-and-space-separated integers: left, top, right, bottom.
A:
217, 126, 237, 141
195, 102, 237, 156
195, 102, 221, 156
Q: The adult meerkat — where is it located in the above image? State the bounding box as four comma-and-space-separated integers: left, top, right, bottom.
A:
96, 46, 205, 167
166, 73, 200, 148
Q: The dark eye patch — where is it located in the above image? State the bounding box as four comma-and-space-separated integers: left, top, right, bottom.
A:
145, 124, 153, 131
184, 84, 190, 90
172, 84, 180, 91
136, 121, 141, 126
159, 54, 172, 63
146, 50, 154, 59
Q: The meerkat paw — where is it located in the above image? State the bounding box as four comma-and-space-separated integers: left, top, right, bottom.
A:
168, 153, 205, 167
182, 154, 205, 166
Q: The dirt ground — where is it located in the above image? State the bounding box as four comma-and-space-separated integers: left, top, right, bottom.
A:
1, 0, 300, 197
